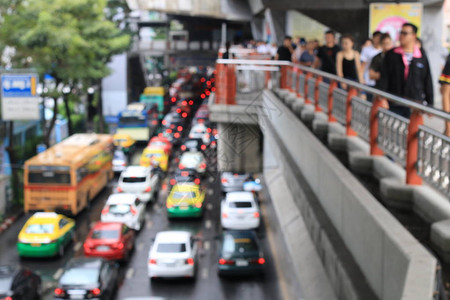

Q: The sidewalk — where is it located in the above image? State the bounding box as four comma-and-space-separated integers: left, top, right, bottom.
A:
0, 207, 23, 235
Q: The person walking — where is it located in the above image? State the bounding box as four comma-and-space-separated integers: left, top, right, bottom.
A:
360, 31, 382, 100
336, 34, 363, 90
313, 30, 341, 75
439, 54, 450, 136
275, 36, 294, 61
380, 23, 433, 118
369, 33, 393, 89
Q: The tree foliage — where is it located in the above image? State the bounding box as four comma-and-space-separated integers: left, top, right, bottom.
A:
0, 0, 131, 143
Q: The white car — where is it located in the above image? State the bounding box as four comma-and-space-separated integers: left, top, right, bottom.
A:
112, 149, 127, 173
101, 194, 146, 231
220, 172, 249, 192
189, 124, 210, 145
117, 166, 159, 202
148, 231, 198, 279
221, 191, 260, 230
178, 152, 207, 174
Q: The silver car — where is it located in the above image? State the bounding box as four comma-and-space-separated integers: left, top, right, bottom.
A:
220, 172, 249, 192
113, 150, 127, 173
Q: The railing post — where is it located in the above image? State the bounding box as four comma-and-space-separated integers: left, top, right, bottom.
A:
287, 66, 293, 92
369, 96, 389, 155
346, 88, 358, 136
304, 72, 312, 104
314, 76, 323, 112
328, 81, 338, 122
296, 69, 302, 98
227, 64, 236, 105
265, 70, 270, 88
406, 110, 424, 185
280, 65, 288, 89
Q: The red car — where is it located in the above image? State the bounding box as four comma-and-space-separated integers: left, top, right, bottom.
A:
83, 222, 135, 261
147, 136, 172, 155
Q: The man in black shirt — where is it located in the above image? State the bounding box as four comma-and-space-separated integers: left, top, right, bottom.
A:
275, 36, 293, 62
314, 30, 341, 74
369, 33, 393, 89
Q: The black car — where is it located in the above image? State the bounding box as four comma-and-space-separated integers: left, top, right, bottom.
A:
169, 169, 201, 188
54, 257, 118, 300
217, 230, 265, 276
0, 265, 41, 300
162, 112, 185, 132
180, 138, 206, 153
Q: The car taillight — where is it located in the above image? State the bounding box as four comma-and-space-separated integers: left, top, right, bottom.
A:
92, 288, 101, 296
176, 108, 181, 113
181, 171, 189, 176
211, 87, 216, 92
162, 120, 167, 125
171, 97, 176, 103
186, 258, 194, 265
179, 164, 185, 170
170, 179, 176, 185
200, 145, 206, 150
174, 132, 180, 138
166, 203, 173, 208
258, 258, 265, 265
207, 128, 212, 133
101, 207, 109, 215
151, 120, 158, 125
194, 178, 200, 185
222, 212, 228, 218
54, 288, 65, 296
130, 207, 137, 215
113, 242, 124, 250
254, 212, 260, 218
4, 296, 12, 300
182, 101, 187, 106
195, 202, 202, 208
145, 187, 152, 192
117, 187, 123, 192
122, 162, 127, 166
201, 94, 205, 99
221, 178, 227, 183
149, 258, 157, 264
206, 91, 210, 96
182, 112, 187, 118
166, 129, 173, 133
200, 163, 206, 169
219, 258, 234, 265
189, 100, 194, 105
177, 126, 183, 132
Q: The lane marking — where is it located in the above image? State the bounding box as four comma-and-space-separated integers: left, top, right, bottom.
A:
73, 242, 82, 252
53, 268, 63, 280
206, 203, 213, 210
137, 242, 145, 252
126, 268, 135, 279
208, 177, 214, 183
207, 189, 214, 196
205, 220, 211, 229
201, 267, 208, 279
204, 241, 210, 250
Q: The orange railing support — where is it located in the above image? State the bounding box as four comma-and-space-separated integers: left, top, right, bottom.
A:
328, 81, 338, 122
296, 69, 303, 98
227, 65, 236, 105
280, 65, 288, 89
346, 88, 358, 136
314, 76, 323, 112
406, 110, 424, 185
369, 96, 389, 155
215, 63, 236, 105
304, 72, 312, 104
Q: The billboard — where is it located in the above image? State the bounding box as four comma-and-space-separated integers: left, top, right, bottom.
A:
1, 73, 40, 120
369, 3, 423, 42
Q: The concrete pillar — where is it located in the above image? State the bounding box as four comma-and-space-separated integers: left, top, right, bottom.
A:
250, 17, 264, 41
422, 4, 446, 109
217, 122, 262, 173
264, 8, 286, 44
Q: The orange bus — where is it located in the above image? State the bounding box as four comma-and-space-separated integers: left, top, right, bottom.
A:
24, 133, 114, 216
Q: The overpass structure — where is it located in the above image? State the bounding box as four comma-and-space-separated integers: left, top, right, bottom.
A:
209, 55, 450, 300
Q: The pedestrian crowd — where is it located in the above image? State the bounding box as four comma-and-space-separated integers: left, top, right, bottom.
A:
223, 23, 450, 135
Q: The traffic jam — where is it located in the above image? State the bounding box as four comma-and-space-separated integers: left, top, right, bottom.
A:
0, 67, 279, 300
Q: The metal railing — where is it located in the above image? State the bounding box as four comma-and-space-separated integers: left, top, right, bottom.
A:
214, 58, 450, 197
351, 96, 372, 142
418, 126, 450, 196
377, 108, 409, 166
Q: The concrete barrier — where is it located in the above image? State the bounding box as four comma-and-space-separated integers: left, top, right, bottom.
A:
262, 90, 437, 300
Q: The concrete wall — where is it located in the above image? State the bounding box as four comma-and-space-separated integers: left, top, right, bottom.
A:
262, 90, 437, 300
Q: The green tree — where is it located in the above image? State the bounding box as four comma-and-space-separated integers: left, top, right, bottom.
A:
0, 0, 130, 144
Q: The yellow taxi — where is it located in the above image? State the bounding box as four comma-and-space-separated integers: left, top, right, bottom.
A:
113, 134, 136, 153
166, 183, 205, 218
17, 212, 75, 257
140, 146, 169, 171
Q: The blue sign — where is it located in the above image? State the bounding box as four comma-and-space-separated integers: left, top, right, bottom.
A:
1, 74, 38, 98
